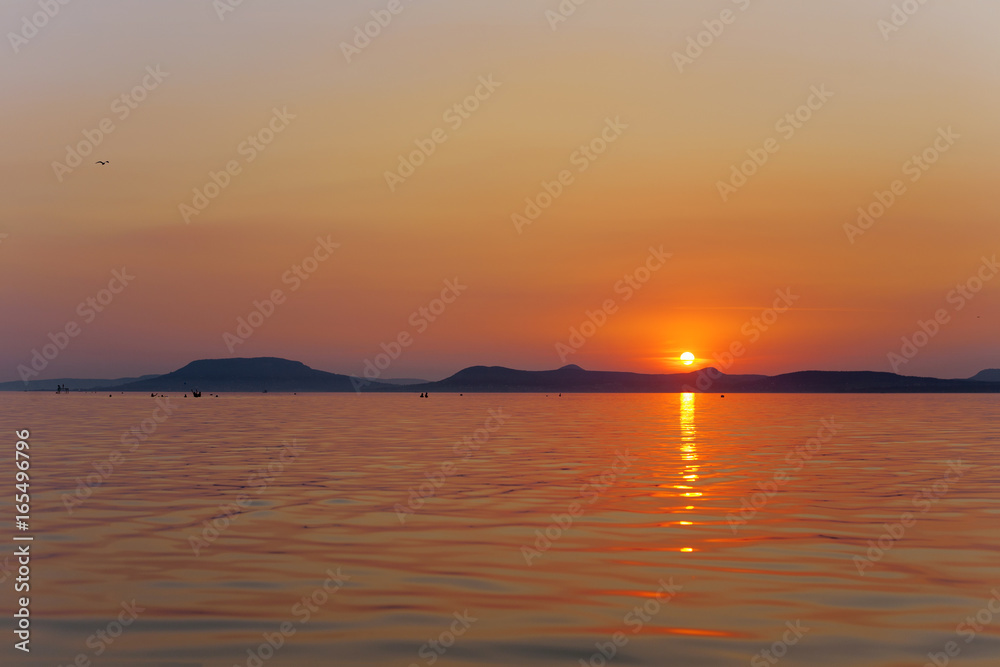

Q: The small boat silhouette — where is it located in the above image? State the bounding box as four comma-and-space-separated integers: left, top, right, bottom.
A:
192, 390, 202, 398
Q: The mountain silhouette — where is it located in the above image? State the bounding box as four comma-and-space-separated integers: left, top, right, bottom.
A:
406, 366, 998, 393
0, 374, 160, 392
400, 364, 761, 393
105, 357, 390, 393
6, 357, 999, 393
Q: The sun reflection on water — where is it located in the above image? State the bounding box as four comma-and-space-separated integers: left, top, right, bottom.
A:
677, 392, 702, 552
680, 392, 699, 483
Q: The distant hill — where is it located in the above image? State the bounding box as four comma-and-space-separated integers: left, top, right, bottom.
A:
407, 365, 1000, 394
403, 364, 764, 393
743, 370, 999, 393
970, 369, 1000, 382
0, 375, 160, 392
377, 378, 432, 386
103, 357, 391, 393
7, 358, 998, 394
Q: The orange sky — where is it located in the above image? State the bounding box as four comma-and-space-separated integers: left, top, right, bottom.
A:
1, 0, 998, 381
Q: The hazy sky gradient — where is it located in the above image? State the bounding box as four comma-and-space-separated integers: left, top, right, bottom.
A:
1, 0, 998, 381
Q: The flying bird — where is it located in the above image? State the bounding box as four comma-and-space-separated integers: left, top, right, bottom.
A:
95, 161, 110, 165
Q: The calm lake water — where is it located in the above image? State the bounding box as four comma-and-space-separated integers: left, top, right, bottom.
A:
2, 393, 999, 667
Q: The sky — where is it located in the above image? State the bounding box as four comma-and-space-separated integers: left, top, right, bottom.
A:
1, 0, 998, 382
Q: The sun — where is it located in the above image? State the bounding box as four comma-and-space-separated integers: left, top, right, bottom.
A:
680, 352, 696, 366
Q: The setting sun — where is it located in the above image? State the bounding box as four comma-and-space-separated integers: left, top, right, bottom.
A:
2, 3, 998, 667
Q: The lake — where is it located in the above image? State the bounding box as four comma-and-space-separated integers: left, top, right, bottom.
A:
2, 392, 999, 666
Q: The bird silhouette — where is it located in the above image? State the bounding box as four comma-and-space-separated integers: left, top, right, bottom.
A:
95, 161, 110, 165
